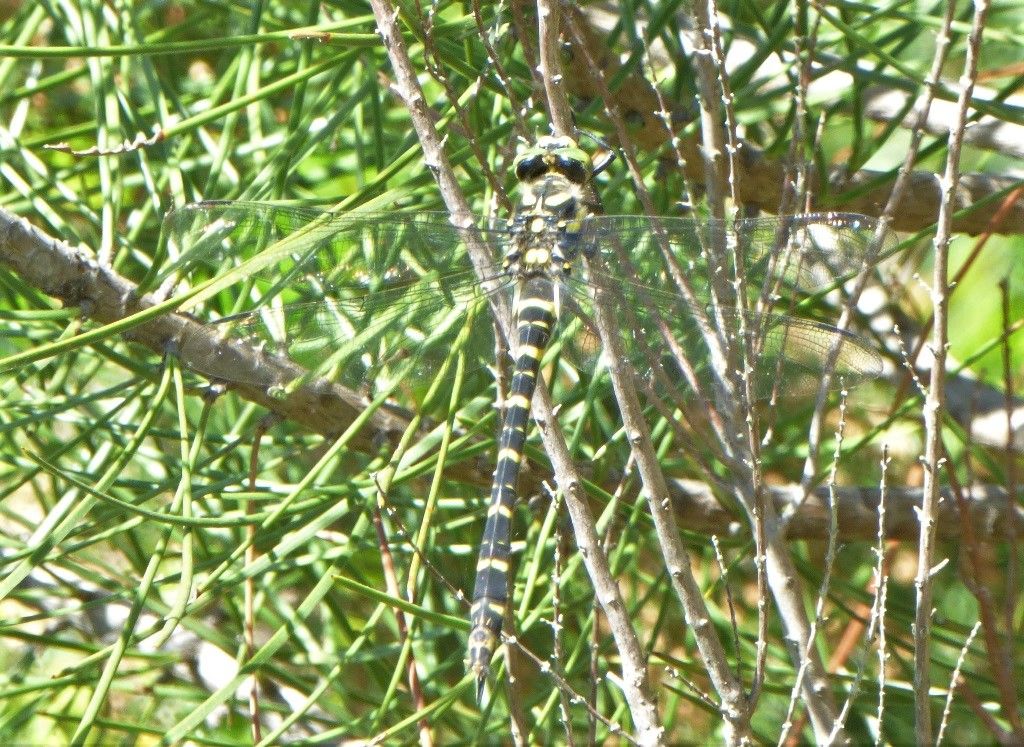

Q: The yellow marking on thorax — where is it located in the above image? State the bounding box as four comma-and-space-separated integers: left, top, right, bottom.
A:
523, 247, 551, 266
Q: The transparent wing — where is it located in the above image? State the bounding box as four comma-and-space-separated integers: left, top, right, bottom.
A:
556, 213, 884, 403
159, 202, 513, 397
158, 204, 883, 406
588, 212, 884, 301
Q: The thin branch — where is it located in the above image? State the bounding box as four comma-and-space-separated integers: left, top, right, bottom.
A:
0, 208, 408, 451
936, 621, 982, 746
530, 383, 662, 744
873, 449, 892, 747
778, 392, 849, 746
915, 2, 991, 741
587, 274, 749, 744
685, 0, 728, 219
667, 479, 1023, 541
535, 0, 573, 137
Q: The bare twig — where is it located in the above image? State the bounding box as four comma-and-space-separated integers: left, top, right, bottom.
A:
1000, 278, 1020, 637
936, 621, 982, 746
915, 2, 991, 741
563, 10, 752, 743
873, 448, 892, 747
800, 0, 957, 503
588, 254, 751, 743
685, 0, 728, 219
535, 0, 573, 137
779, 390, 849, 746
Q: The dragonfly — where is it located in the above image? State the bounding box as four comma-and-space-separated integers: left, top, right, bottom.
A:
159, 136, 884, 702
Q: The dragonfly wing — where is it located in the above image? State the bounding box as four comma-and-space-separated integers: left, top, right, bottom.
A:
566, 215, 883, 403
160, 202, 512, 398
728, 212, 891, 294
589, 213, 887, 295
733, 312, 883, 398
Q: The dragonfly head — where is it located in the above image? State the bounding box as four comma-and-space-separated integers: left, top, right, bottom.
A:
513, 135, 612, 225
507, 135, 610, 277
513, 134, 612, 186
514, 135, 591, 184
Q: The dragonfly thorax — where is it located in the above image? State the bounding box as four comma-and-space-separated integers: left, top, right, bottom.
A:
504, 138, 596, 279
504, 199, 586, 279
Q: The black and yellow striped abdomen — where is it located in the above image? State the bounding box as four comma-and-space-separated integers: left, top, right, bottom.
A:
467, 277, 557, 699
466, 134, 610, 703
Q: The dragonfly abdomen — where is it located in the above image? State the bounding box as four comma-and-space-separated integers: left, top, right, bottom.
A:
467, 276, 558, 701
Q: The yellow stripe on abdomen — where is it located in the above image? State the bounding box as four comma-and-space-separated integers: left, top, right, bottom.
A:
467, 276, 558, 701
